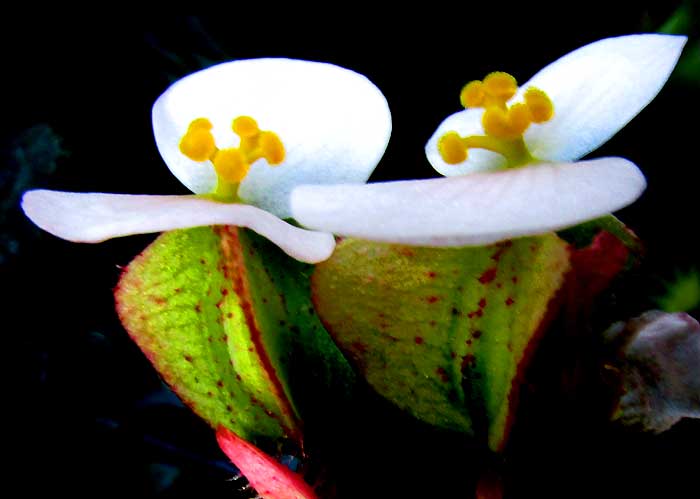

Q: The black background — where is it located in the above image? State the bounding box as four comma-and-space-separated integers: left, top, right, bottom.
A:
4, 8, 699, 498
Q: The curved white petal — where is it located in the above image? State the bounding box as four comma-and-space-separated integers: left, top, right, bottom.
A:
152, 58, 391, 218
521, 34, 686, 161
291, 157, 645, 247
425, 108, 508, 176
22, 190, 335, 263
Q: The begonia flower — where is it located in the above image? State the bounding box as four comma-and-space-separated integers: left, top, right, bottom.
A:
291, 34, 686, 246
22, 58, 391, 263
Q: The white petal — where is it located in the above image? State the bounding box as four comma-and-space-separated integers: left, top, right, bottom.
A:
22, 190, 335, 264
291, 158, 645, 247
152, 58, 391, 218
521, 34, 686, 161
425, 108, 508, 176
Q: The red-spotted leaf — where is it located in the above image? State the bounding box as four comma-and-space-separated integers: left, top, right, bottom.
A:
116, 225, 353, 446
312, 234, 570, 451
217, 426, 318, 499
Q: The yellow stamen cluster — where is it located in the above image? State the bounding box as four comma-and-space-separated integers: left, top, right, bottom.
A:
179, 115, 285, 187
440, 72, 554, 166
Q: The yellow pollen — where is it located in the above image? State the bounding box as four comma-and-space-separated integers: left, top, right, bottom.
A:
460, 81, 485, 108
437, 71, 554, 168
524, 88, 554, 123
179, 126, 216, 162
482, 72, 518, 101
179, 115, 287, 200
259, 131, 285, 165
438, 132, 468, 164
232, 116, 260, 138
188, 117, 214, 131
213, 148, 250, 183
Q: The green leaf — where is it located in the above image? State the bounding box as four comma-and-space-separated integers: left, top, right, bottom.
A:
312, 234, 570, 451
116, 226, 354, 447
237, 229, 357, 427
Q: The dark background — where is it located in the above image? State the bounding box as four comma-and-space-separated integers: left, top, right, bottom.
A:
4, 7, 699, 497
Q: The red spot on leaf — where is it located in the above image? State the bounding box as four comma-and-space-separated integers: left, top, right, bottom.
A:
505, 297, 515, 306
216, 380, 224, 388
194, 303, 202, 313
490, 241, 512, 262
351, 341, 368, 354
426, 271, 437, 278
436, 367, 449, 382
184, 355, 193, 363
461, 353, 476, 371
426, 295, 440, 304
414, 336, 424, 345
468, 309, 484, 319
511, 276, 518, 284
479, 267, 497, 284
478, 298, 487, 309
472, 330, 482, 339
398, 247, 415, 257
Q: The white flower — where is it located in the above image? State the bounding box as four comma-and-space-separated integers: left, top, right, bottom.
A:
291, 34, 686, 247
22, 58, 392, 263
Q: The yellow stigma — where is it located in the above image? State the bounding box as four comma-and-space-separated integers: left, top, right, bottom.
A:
439, 71, 554, 168
482, 103, 531, 140
179, 115, 286, 201
213, 148, 250, 183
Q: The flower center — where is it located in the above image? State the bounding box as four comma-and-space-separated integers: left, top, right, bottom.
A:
438, 72, 553, 168
179, 116, 285, 201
